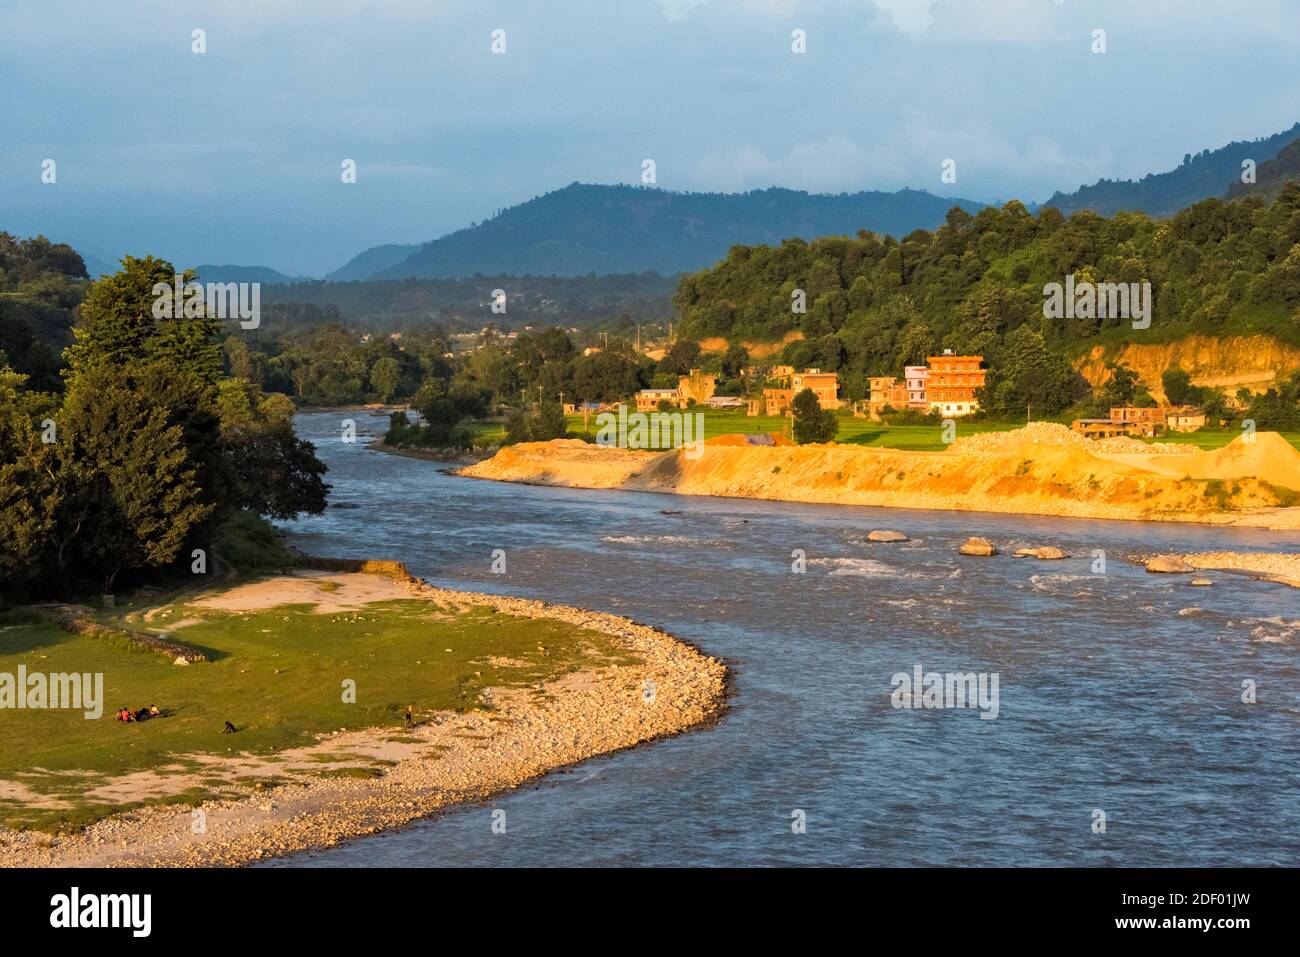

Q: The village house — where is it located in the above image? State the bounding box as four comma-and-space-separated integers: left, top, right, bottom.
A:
868, 376, 910, 414
763, 387, 794, 416
1166, 405, 1207, 432
1071, 405, 1168, 439
1110, 405, 1166, 436
925, 351, 985, 417
762, 368, 842, 415
905, 365, 930, 409
635, 388, 678, 413
792, 369, 842, 410
676, 369, 717, 407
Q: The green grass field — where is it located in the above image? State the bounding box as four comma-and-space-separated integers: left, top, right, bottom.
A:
0, 587, 632, 832
468, 410, 1300, 453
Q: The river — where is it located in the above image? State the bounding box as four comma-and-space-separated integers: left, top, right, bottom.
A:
268, 411, 1299, 866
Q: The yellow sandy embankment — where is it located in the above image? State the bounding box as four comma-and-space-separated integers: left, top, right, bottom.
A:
459, 424, 1300, 529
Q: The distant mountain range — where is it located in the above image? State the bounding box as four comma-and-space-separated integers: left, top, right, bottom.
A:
1227, 137, 1300, 202
1042, 122, 1300, 217
323, 243, 421, 282
69, 122, 1300, 287
190, 264, 311, 285
330, 183, 985, 282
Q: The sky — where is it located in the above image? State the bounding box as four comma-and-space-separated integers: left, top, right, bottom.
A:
2, 0, 1299, 276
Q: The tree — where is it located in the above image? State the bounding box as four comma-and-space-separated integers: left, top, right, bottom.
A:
1095, 362, 1141, 411
217, 379, 329, 520
981, 326, 1084, 418
660, 340, 701, 376
56, 364, 213, 591
0, 366, 58, 596
1161, 367, 1193, 405
792, 388, 836, 443
369, 356, 402, 402
504, 396, 568, 444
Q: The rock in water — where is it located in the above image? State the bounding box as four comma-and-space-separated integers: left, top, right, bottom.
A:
868, 530, 908, 542
1146, 555, 1195, 573
960, 537, 997, 556
1190, 578, 1214, 586
1015, 545, 1067, 559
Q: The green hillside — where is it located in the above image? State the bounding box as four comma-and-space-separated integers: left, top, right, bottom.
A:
673, 187, 1300, 416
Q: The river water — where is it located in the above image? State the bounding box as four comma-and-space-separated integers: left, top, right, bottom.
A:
270, 411, 1298, 867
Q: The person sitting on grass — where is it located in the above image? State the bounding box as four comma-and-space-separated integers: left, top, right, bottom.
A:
148, 704, 161, 717
222, 720, 237, 734
117, 707, 132, 723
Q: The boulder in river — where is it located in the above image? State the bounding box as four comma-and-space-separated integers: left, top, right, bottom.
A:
867, 530, 908, 543
1145, 555, 1196, 574
1014, 545, 1067, 560
959, 537, 997, 556
1190, 578, 1214, 586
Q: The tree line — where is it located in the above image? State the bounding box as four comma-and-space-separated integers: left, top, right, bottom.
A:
1, 255, 328, 602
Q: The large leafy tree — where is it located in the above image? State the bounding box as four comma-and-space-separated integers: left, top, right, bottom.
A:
0, 366, 59, 595
792, 387, 837, 444
55, 363, 212, 591
217, 379, 330, 519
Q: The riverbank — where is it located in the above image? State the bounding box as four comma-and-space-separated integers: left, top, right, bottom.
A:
365, 439, 493, 464
1178, 552, 1300, 588
457, 424, 1300, 530
0, 567, 726, 867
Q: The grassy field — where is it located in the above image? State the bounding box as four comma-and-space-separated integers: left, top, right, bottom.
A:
470, 411, 1025, 451
468, 410, 1300, 453
0, 586, 632, 832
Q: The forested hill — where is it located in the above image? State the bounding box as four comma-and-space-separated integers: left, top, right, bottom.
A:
1042, 123, 1300, 217
1227, 138, 1300, 203
673, 188, 1300, 413
0, 233, 88, 390
324, 243, 421, 282
353, 183, 984, 280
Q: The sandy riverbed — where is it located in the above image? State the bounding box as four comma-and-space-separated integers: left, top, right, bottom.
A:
0, 572, 727, 867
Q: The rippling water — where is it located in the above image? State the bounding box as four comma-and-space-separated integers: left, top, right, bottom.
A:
268, 412, 1299, 867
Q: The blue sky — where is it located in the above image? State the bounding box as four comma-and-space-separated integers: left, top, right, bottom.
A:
3, 0, 1299, 276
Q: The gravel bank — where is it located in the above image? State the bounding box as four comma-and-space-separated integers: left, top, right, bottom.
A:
1178, 552, 1300, 589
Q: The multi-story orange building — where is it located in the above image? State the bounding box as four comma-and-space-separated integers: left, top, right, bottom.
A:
791, 369, 842, 410
925, 350, 985, 417
764, 369, 842, 415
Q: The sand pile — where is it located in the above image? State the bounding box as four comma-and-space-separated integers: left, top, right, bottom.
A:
1098, 432, 1300, 489
948, 422, 1085, 452
706, 432, 794, 447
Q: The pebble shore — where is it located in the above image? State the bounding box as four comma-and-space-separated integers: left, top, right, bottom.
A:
0, 580, 727, 868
